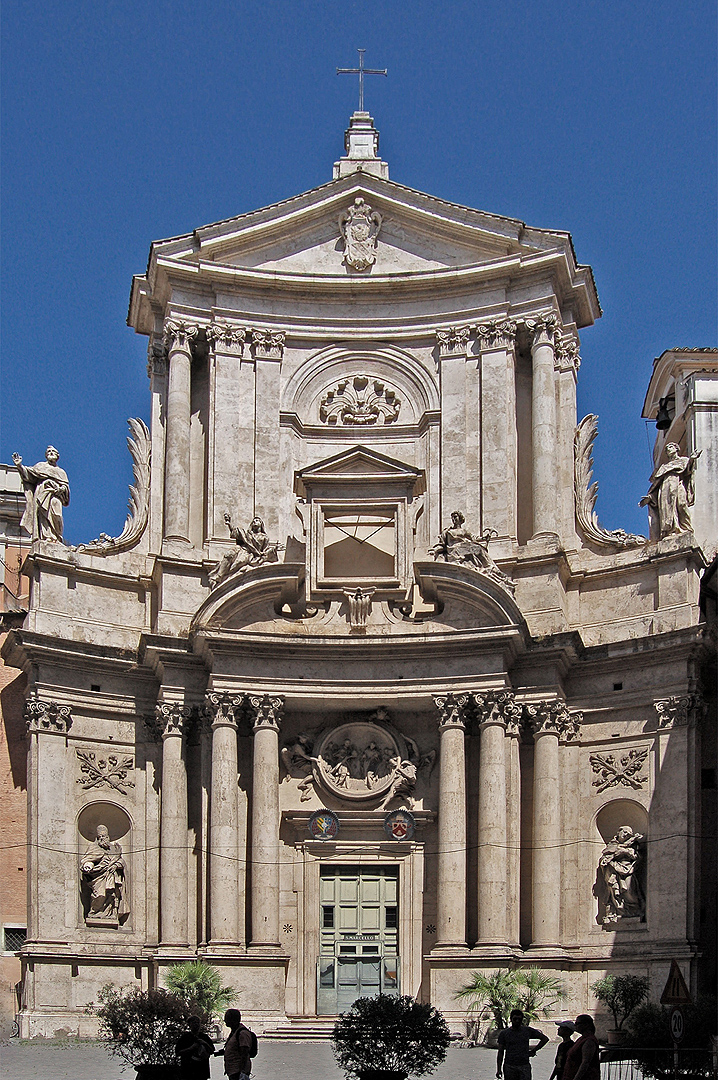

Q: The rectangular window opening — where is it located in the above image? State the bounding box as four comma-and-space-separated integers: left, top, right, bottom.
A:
4, 927, 27, 953
322, 905, 334, 928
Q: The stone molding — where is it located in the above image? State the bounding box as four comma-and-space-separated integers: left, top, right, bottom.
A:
590, 746, 649, 792
25, 700, 72, 735
206, 323, 247, 354
319, 374, 401, 426
204, 691, 245, 729
654, 693, 703, 729
248, 694, 284, 732
164, 319, 200, 354
436, 326, 471, 357
434, 692, 469, 731
76, 748, 135, 794
472, 689, 522, 730
251, 329, 285, 359
525, 313, 560, 349
475, 319, 517, 351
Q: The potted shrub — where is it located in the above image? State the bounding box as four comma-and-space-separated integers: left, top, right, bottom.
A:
591, 974, 649, 1044
93, 983, 194, 1079
331, 993, 451, 1080
455, 968, 565, 1045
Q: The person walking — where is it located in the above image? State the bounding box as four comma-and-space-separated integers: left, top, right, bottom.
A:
562, 1014, 601, 1080
175, 1015, 214, 1080
215, 1008, 255, 1080
496, 1008, 550, 1080
548, 1021, 576, 1080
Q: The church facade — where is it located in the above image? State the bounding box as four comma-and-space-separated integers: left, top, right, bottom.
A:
2, 112, 715, 1037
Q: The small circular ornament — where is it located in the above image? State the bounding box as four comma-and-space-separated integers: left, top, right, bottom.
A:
308, 809, 340, 840
383, 809, 416, 841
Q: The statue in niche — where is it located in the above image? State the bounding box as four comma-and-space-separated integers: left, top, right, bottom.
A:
430, 510, 514, 592
639, 442, 702, 541
593, 825, 645, 925
81, 824, 129, 926
12, 445, 70, 542
208, 513, 279, 590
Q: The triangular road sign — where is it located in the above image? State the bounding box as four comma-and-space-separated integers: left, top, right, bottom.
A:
660, 960, 692, 1005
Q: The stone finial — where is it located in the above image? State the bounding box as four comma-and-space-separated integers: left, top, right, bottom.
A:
248, 694, 285, 732
476, 320, 517, 351
434, 692, 470, 731
251, 329, 285, 359
525, 313, 560, 349
77, 419, 152, 557
436, 326, 471, 357
206, 323, 247, 354
25, 700, 72, 735
472, 689, 522, 730
164, 319, 200, 353
204, 691, 245, 729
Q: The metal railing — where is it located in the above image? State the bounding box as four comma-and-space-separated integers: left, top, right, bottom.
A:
601, 1046, 717, 1079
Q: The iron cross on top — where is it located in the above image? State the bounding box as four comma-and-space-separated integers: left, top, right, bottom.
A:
337, 49, 387, 112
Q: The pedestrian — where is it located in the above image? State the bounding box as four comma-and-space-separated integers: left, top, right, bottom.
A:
496, 1008, 550, 1080
562, 1014, 601, 1080
215, 1007, 256, 1080
548, 1021, 576, 1080
175, 1014, 215, 1080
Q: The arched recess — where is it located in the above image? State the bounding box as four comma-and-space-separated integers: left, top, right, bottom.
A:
593, 799, 648, 927
77, 801, 132, 927
281, 342, 440, 426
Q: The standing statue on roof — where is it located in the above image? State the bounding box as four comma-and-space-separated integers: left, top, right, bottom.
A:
639, 442, 701, 541
12, 445, 70, 542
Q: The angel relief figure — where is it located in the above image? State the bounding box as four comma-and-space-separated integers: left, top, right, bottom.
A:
208, 513, 280, 590
340, 197, 382, 271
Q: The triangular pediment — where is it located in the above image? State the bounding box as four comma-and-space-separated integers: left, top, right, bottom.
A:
147, 173, 574, 278
294, 445, 425, 496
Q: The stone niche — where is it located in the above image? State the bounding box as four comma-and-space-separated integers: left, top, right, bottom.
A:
77, 801, 132, 929
593, 798, 648, 929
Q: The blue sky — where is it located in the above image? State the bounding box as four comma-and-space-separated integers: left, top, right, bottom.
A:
2, 0, 716, 544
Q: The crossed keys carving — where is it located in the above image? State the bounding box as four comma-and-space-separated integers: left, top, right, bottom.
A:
76, 749, 135, 794
589, 747, 649, 792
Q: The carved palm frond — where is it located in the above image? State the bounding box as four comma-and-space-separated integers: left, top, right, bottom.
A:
574, 414, 645, 549
79, 418, 151, 555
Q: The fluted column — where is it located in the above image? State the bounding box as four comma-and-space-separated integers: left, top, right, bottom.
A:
526, 701, 571, 950
527, 314, 560, 539
163, 320, 198, 542
205, 692, 243, 947
157, 702, 191, 947
474, 690, 521, 949
249, 693, 284, 950
433, 693, 468, 950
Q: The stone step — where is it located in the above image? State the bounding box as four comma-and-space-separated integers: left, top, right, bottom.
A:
261, 1017, 338, 1041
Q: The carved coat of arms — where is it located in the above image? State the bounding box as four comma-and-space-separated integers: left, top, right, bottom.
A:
340, 197, 382, 271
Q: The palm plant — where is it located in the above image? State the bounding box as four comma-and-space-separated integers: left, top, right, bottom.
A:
455, 968, 566, 1032
165, 960, 235, 1023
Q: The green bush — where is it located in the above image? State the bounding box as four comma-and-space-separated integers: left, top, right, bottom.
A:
626, 996, 717, 1049
93, 984, 194, 1067
590, 974, 649, 1031
165, 959, 235, 1023
331, 994, 450, 1078
455, 968, 565, 1030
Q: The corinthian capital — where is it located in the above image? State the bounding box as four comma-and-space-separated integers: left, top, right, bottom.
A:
146, 336, 167, 379
248, 694, 284, 732
476, 319, 517, 351
524, 699, 572, 737
654, 694, 703, 729
434, 692, 470, 731
472, 689, 522, 730
251, 329, 285, 359
555, 334, 581, 373
206, 322, 247, 354
204, 691, 245, 729
154, 701, 194, 738
436, 326, 471, 357
25, 700, 72, 735
164, 319, 200, 353
525, 313, 560, 349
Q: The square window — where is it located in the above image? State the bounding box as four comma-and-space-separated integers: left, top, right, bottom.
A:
4, 927, 26, 952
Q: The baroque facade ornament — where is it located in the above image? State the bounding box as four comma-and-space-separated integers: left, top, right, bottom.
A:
524, 699, 573, 737
164, 319, 199, 353
251, 329, 285, 359
344, 587, 376, 630
310, 721, 417, 808
654, 694, 701, 729
476, 319, 517, 351
339, 197, 382, 270
590, 747, 649, 792
204, 691, 245, 728
146, 337, 167, 379
249, 694, 284, 731
436, 326, 471, 356
575, 415, 646, 550
76, 749, 135, 794
472, 689, 522, 730
208, 513, 280, 590
639, 443, 702, 542
152, 702, 194, 739
319, 374, 401, 426
25, 700, 72, 734
525, 312, 560, 348
206, 322, 247, 353
555, 334, 581, 372
434, 692, 470, 730
78, 419, 151, 555
430, 510, 515, 593
80, 824, 129, 927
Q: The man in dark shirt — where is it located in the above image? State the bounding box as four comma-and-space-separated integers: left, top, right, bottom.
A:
496, 1009, 550, 1080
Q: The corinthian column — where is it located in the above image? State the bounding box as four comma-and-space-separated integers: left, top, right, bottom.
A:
526, 701, 570, 951
157, 702, 192, 947
163, 320, 198, 542
248, 694, 284, 950
473, 690, 520, 950
433, 693, 468, 950
205, 692, 243, 947
527, 314, 560, 539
